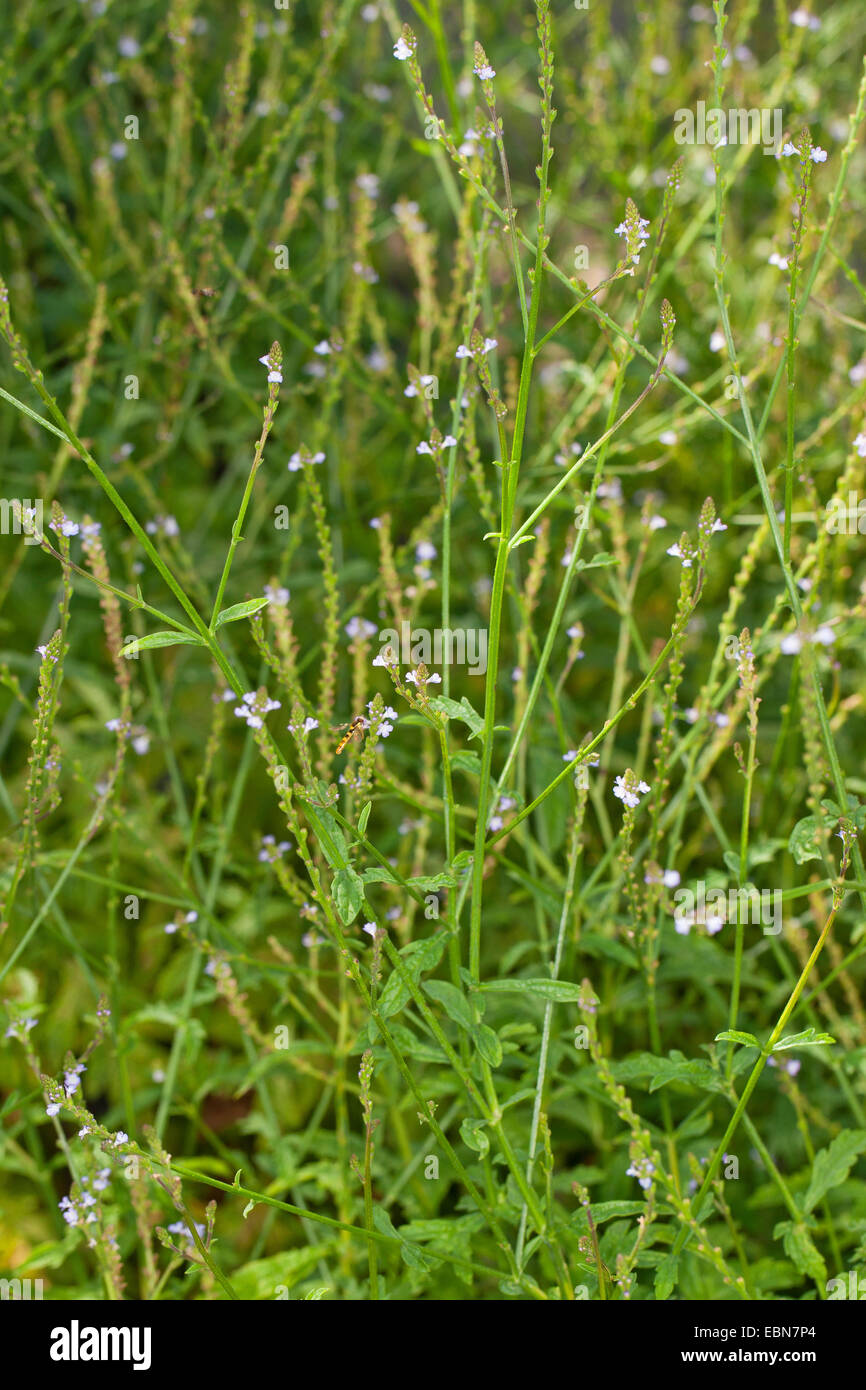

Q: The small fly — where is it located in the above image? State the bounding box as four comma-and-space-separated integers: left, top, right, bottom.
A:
334, 715, 368, 754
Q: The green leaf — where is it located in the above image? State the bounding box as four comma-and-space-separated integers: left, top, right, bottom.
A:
774, 1220, 827, 1284
357, 801, 372, 836
331, 867, 365, 924
787, 815, 824, 864
773, 1027, 836, 1050
479, 978, 585, 1003
460, 1117, 490, 1157
574, 550, 619, 572
470, 1022, 502, 1067
428, 695, 484, 738
378, 932, 449, 1019
654, 1251, 680, 1300
803, 1130, 866, 1214
423, 979, 474, 1030
119, 630, 205, 658
230, 1245, 331, 1299
714, 1029, 759, 1048
214, 596, 270, 628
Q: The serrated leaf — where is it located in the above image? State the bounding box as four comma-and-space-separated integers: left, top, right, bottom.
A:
214, 596, 270, 628
715, 1029, 759, 1048
774, 1220, 827, 1283
654, 1251, 680, 1300
803, 1130, 866, 1214
773, 1027, 836, 1050
479, 978, 584, 1003
119, 630, 205, 657
230, 1245, 331, 1299
428, 695, 484, 738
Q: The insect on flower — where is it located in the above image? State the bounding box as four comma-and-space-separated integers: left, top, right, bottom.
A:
334, 715, 368, 754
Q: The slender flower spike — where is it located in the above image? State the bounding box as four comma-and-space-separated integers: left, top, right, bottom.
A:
259, 342, 283, 384
614, 199, 651, 270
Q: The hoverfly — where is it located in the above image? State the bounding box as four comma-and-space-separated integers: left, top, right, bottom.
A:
334, 715, 368, 754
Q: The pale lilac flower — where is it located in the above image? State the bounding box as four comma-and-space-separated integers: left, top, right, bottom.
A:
790, 8, 820, 30
810, 147, 827, 164
852, 433, 866, 458
259, 834, 292, 862
233, 690, 281, 729
474, 62, 496, 79
345, 616, 378, 640
709, 330, 726, 352
362, 922, 377, 937
768, 252, 789, 270
288, 450, 325, 471
393, 36, 412, 60
264, 584, 290, 607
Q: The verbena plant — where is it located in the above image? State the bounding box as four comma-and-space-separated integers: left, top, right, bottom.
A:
1, 0, 866, 1301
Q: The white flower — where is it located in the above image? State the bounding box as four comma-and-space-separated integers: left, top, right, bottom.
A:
303, 717, 318, 733
313, 340, 332, 355
118, 36, 140, 57
812, 625, 835, 646
709, 330, 726, 352
790, 8, 820, 30
666, 542, 692, 567
405, 669, 441, 684
649, 55, 670, 75
131, 734, 150, 756
768, 252, 789, 270
612, 775, 650, 810
780, 633, 803, 655
362, 922, 377, 936
647, 514, 667, 531
659, 430, 678, 446
416, 541, 437, 561
416, 441, 433, 455
779, 141, 797, 158
393, 37, 412, 60
474, 63, 496, 79
854, 433, 866, 458
356, 173, 380, 197
258, 353, 283, 384
810, 146, 827, 163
